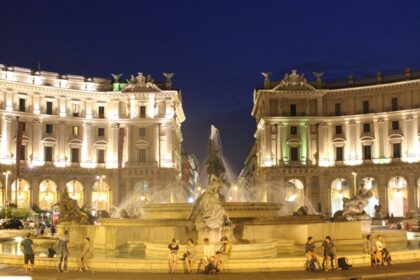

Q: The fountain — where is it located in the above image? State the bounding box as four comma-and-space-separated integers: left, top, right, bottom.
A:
48, 125, 388, 271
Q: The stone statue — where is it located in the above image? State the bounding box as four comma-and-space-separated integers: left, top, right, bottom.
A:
55, 188, 92, 225
123, 72, 160, 92
333, 187, 372, 221
189, 175, 231, 231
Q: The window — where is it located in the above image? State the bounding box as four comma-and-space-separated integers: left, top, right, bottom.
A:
98, 128, 105, 137
269, 99, 278, 115
139, 127, 147, 137
392, 120, 399, 130
363, 145, 372, 160
44, 146, 53, 162
362, 101, 369, 114
138, 148, 146, 163
71, 148, 79, 163
290, 147, 299, 161
392, 143, 401, 158
363, 123, 370, 133
391, 97, 398, 111
290, 104, 297, 116
97, 150, 105, 164
335, 147, 343, 161
72, 103, 80, 117
139, 106, 146, 118
20, 145, 26, 161
335, 125, 342, 135
46, 101, 53, 115
98, 106, 105, 119
290, 126, 298, 135
19, 98, 26, 112
46, 124, 53, 134
334, 103, 342, 116
72, 126, 79, 136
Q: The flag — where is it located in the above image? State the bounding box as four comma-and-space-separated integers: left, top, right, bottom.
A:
15, 121, 24, 178
118, 127, 125, 178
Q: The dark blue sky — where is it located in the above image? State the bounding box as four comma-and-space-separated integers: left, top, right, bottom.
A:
1, 0, 420, 177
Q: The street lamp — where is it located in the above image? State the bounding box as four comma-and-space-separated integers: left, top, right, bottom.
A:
2, 171, 11, 219
352, 171, 358, 197
95, 175, 105, 218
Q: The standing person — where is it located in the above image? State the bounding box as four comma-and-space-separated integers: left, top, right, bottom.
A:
51, 225, 56, 237
57, 230, 70, 272
168, 238, 179, 273
305, 236, 321, 270
322, 236, 337, 270
364, 234, 377, 266
184, 239, 196, 273
199, 237, 215, 271
215, 236, 232, 271
20, 233, 35, 273
78, 237, 93, 272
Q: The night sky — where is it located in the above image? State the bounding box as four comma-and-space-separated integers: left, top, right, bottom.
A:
1, 0, 420, 178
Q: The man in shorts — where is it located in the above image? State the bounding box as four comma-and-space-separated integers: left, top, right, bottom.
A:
322, 236, 337, 270
20, 233, 34, 273
57, 230, 70, 272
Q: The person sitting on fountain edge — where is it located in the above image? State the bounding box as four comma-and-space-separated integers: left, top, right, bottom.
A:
168, 238, 179, 273
215, 236, 232, 271
305, 236, 321, 270
321, 236, 337, 271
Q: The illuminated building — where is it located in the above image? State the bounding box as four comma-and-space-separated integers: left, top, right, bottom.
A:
0, 65, 185, 212
240, 68, 420, 217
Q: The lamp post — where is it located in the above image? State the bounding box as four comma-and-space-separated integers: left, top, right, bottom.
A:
96, 175, 105, 219
2, 171, 11, 219
352, 171, 358, 197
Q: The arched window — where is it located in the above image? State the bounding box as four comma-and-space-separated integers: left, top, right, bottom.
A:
331, 178, 350, 215
285, 179, 304, 206
360, 177, 379, 217
92, 180, 110, 212
39, 179, 57, 210
388, 176, 408, 217
11, 179, 31, 208
65, 180, 84, 207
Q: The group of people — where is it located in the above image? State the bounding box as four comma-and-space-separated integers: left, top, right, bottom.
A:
364, 234, 392, 266
167, 236, 232, 274
305, 236, 338, 271
19, 230, 93, 273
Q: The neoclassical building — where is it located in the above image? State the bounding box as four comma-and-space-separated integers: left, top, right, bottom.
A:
239, 68, 420, 217
0, 65, 185, 213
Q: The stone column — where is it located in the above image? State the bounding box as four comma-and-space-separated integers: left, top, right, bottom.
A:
82, 123, 93, 164
378, 175, 388, 215
111, 123, 119, 167
1, 115, 13, 161
57, 122, 66, 165
264, 124, 271, 165
125, 125, 131, 166
407, 173, 416, 211
318, 123, 328, 165
404, 115, 414, 158
348, 121, 357, 161
31, 119, 42, 164
317, 97, 323, 116
166, 124, 173, 165
154, 124, 160, 166
276, 123, 282, 165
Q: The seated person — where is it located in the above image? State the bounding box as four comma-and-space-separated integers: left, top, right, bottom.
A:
305, 236, 321, 269
375, 235, 392, 265
322, 236, 337, 270
215, 236, 232, 271
364, 234, 378, 266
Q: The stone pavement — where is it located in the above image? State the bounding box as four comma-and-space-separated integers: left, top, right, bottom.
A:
1, 263, 420, 280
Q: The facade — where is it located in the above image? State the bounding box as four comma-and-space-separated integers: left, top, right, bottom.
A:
0, 65, 185, 213
240, 68, 420, 217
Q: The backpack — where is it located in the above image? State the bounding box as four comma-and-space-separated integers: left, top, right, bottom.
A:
338, 257, 352, 270
204, 263, 219, 274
